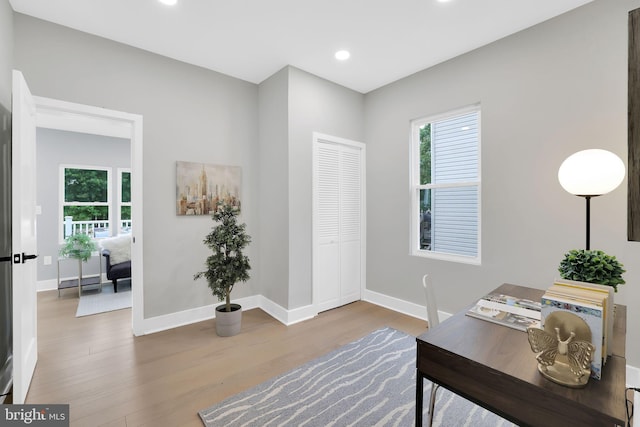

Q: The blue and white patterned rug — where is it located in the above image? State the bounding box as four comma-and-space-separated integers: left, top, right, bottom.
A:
198, 327, 516, 426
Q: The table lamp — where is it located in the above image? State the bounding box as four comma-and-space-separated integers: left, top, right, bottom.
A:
558, 149, 625, 250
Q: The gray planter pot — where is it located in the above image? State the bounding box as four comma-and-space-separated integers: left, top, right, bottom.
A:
215, 303, 242, 337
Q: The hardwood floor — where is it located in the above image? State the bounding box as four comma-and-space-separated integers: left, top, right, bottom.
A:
29, 290, 426, 426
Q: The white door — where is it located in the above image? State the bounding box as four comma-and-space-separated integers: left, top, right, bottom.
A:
313, 133, 365, 313
11, 70, 38, 404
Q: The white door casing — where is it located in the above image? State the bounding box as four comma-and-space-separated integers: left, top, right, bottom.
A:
11, 70, 38, 404
33, 95, 144, 336
312, 133, 366, 313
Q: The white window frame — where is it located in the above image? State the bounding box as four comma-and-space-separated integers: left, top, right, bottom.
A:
410, 104, 481, 265
59, 164, 112, 243
118, 168, 132, 235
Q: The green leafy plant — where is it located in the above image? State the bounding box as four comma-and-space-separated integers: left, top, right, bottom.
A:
59, 233, 97, 262
194, 203, 251, 312
558, 249, 626, 292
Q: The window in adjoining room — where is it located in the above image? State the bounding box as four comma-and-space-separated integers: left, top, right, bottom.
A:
410, 105, 481, 264
60, 166, 112, 241
118, 169, 132, 235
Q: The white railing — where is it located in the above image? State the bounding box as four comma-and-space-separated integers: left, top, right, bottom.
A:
64, 216, 132, 238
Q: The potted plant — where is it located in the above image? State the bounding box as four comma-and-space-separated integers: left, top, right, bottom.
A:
558, 249, 626, 292
59, 233, 98, 290
194, 203, 251, 336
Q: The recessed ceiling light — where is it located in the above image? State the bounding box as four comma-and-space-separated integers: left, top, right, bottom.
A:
159, 0, 177, 5
335, 50, 351, 61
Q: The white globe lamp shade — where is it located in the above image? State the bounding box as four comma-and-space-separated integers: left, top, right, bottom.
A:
558, 149, 625, 196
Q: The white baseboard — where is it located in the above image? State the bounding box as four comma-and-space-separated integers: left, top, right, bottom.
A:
41, 283, 640, 384
37, 279, 58, 292
362, 288, 452, 324
140, 295, 262, 335
258, 296, 317, 326
139, 294, 317, 335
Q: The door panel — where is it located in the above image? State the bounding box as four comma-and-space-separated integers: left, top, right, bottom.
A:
315, 243, 340, 312
340, 240, 361, 305
313, 135, 364, 313
11, 70, 38, 404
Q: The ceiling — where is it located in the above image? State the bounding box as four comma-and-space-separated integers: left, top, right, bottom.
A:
9, 0, 594, 93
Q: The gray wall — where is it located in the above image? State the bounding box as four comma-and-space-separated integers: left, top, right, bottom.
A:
257, 67, 289, 307
35, 128, 130, 282
257, 66, 365, 311
287, 66, 364, 309
14, 14, 260, 318
10, 0, 640, 366
364, 0, 640, 366
0, 0, 12, 108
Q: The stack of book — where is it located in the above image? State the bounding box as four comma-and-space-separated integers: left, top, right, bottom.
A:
466, 293, 542, 332
541, 279, 614, 380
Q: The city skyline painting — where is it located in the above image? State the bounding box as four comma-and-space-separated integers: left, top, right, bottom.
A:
176, 161, 242, 216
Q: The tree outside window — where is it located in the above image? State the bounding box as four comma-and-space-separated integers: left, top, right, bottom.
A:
62, 167, 111, 238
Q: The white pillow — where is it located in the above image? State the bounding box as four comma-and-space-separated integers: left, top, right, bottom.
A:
100, 234, 131, 265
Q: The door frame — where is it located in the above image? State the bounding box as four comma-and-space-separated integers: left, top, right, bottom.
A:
311, 132, 366, 314
33, 96, 144, 335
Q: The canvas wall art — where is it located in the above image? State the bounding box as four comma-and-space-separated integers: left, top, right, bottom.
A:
176, 161, 242, 216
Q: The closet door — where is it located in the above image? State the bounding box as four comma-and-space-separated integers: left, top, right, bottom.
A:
313, 134, 364, 313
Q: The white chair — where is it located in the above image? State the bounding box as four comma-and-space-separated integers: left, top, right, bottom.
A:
422, 274, 440, 427
422, 274, 439, 329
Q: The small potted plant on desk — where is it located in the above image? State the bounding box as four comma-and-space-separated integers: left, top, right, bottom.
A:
59, 233, 98, 295
558, 249, 626, 292
194, 203, 251, 337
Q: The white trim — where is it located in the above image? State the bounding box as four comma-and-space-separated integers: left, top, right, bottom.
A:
36, 279, 57, 292
33, 96, 144, 336
34, 96, 134, 139
141, 295, 261, 335
409, 104, 482, 264
136, 289, 451, 331
362, 288, 452, 324
258, 296, 317, 326
58, 164, 112, 242
117, 168, 131, 234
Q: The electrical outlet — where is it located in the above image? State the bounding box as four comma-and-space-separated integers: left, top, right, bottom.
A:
43, 256, 52, 265
35, 205, 42, 215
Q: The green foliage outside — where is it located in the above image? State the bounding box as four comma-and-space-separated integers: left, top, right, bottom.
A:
194, 203, 251, 312
558, 249, 626, 292
65, 168, 108, 203
63, 169, 131, 222
121, 206, 131, 220
64, 168, 108, 221
420, 124, 432, 212
122, 172, 131, 203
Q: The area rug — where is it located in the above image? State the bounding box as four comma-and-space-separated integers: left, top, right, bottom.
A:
198, 327, 516, 427
75, 280, 132, 317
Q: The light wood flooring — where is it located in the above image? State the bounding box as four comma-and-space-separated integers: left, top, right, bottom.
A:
29, 290, 427, 426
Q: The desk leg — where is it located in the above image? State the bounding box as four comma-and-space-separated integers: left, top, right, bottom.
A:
416, 369, 423, 427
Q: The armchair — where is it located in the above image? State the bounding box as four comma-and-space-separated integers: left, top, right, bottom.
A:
102, 249, 131, 293
99, 234, 132, 293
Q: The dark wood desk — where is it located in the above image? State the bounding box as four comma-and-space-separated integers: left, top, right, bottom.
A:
416, 283, 627, 427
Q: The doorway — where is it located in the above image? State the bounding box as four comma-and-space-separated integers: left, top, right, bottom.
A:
312, 132, 366, 313
33, 96, 144, 334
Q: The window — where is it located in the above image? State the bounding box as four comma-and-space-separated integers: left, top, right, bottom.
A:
118, 169, 132, 234
411, 105, 481, 263
60, 166, 112, 240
